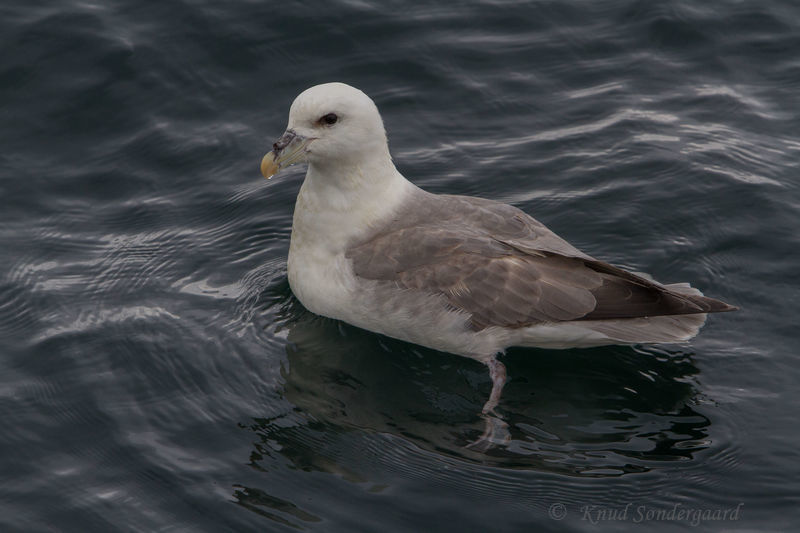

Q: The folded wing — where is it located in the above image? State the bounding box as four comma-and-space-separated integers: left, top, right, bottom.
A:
346, 194, 736, 332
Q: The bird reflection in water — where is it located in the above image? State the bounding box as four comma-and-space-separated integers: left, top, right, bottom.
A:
240, 293, 712, 474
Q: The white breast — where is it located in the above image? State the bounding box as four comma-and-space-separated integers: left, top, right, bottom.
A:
287, 242, 355, 321
286, 164, 415, 323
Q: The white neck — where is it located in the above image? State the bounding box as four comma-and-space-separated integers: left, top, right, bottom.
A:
290, 154, 416, 255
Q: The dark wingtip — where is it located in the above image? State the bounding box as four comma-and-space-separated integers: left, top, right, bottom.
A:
699, 296, 739, 313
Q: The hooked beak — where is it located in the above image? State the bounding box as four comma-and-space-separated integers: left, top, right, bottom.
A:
260, 129, 314, 179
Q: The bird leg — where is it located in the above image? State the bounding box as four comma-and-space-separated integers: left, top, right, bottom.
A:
482, 357, 507, 416
466, 356, 510, 450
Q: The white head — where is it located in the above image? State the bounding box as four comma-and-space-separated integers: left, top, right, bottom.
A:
261, 83, 392, 179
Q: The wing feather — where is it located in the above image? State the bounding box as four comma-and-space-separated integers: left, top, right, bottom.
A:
346, 193, 735, 331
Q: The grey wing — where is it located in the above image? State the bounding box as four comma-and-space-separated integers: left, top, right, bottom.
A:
347, 195, 736, 331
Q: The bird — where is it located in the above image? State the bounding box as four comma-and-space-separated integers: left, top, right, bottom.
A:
259, 82, 737, 446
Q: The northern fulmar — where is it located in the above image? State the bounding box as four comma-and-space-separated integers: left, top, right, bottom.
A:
259, 82, 736, 445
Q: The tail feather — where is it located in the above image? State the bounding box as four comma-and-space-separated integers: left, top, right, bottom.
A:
582, 283, 713, 344
516, 282, 735, 349
668, 283, 737, 310
580, 313, 707, 344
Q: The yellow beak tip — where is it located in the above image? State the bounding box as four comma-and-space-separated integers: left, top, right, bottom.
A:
260, 153, 279, 179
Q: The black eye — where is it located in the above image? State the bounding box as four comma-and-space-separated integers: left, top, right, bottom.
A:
321, 113, 338, 125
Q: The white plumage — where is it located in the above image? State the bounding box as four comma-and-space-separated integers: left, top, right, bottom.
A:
261, 82, 736, 446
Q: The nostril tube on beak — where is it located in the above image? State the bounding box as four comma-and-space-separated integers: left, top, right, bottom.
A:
273, 130, 297, 152
261, 128, 312, 179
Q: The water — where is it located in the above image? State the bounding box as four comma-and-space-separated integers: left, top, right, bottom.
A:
1, 1, 799, 531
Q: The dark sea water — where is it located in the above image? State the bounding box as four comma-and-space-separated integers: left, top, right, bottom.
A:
2, 1, 799, 531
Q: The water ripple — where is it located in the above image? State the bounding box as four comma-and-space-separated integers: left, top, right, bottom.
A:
1, 0, 798, 531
